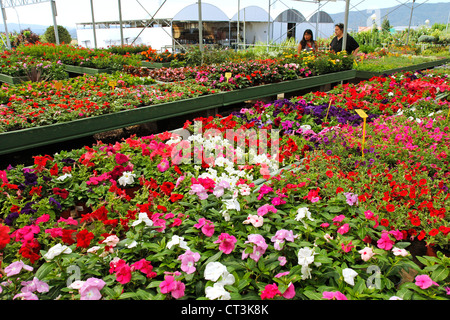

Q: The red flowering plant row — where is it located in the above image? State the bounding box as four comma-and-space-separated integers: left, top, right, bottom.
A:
146, 59, 313, 90
10, 42, 142, 71
0, 72, 219, 133
299, 71, 450, 116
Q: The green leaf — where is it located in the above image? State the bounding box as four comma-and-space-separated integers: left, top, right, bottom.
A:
136, 289, 154, 300
326, 206, 344, 213
431, 266, 449, 282
257, 258, 266, 272
303, 290, 323, 300
119, 292, 137, 300
203, 251, 223, 265
35, 262, 57, 280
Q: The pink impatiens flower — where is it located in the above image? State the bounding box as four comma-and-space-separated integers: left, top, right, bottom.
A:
79, 277, 106, 300
131, 259, 157, 278
109, 258, 132, 285
21, 277, 49, 294
415, 275, 439, 289
243, 214, 264, 228
214, 233, 237, 254
178, 250, 201, 274
377, 231, 395, 251
242, 234, 268, 262
260, 283, 281, 300
4, 260, 33, 277
194, 218, 215, 237
337, 223, 350, 235
159, 275, 185, 299
271, 229, 296, 250
257, 204, 277, 216
358, 247, 375, 262
322, 291, 348, 300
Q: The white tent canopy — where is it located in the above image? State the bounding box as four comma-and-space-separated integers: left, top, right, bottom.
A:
173, 3, 229, 22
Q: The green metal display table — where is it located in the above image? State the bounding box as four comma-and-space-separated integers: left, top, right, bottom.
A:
355, 57, 450, 79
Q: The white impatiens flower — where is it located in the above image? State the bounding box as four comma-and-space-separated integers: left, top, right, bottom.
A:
204, 261, 228, 282
297, 247, 316, 267
204, 262, 235, 300
295, 207, 314, 223
166, 235, 190, 251
131, 212, 154, 228
117, 171, 136, 186
43, 243, 72, 260
342, 268, 358, 286
216, 270, 235, 287
392, 247, 409, 257
205, 283, 231, 300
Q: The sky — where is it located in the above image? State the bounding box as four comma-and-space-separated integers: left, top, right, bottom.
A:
1, 0, 447, 28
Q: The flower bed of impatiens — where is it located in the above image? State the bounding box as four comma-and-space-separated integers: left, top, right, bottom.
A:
0, 69, 449, 301
0, 56, 346, 133
0, 73, 220, 133
0, 49, 68, 80
1, 43, 142, 75
146, 59, 313, 91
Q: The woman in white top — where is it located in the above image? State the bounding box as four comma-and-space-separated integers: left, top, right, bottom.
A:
297, 29, 317, 54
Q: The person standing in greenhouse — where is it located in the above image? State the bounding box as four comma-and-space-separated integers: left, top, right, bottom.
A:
297, 29, 317, 53
329, 23, 360, 55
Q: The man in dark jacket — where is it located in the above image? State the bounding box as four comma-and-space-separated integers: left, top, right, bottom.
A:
329, 23, 360, 55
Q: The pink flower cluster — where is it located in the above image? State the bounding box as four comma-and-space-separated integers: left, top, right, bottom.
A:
242, 234, 268, 262
214, 233, 237, 254
194, 217, 215, 237
160, 273, 185, 299
109, 258, 157, 284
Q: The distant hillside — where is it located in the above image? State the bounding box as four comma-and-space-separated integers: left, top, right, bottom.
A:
329, 2, 450, 32
0, 23, 77, 39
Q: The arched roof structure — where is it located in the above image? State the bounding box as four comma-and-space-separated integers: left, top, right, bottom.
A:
308, 11, 334, 23
173, 2, 229, 22
274, 9, 306, 23
230, 6, 272, 22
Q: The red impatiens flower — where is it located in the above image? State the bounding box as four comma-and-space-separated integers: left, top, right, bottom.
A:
76, 229, 95, 248
0, 224, 11, 250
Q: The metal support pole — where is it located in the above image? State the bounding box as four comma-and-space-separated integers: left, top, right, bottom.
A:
237, 0, 240, 49
267, 0, 271, 51
342, 0, 350, 53
243, 7, 246, 49
316, 0, 319, 41
198, 0, 203, 63
1, 3, 11, 49
90, 0, 97, 48
118, 0, 124, 47
406, 0, 415, 45
51, 0, 60, 45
